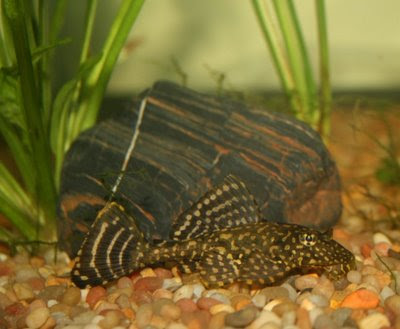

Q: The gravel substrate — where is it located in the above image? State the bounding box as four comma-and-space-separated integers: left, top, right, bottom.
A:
0, 225, 400, 329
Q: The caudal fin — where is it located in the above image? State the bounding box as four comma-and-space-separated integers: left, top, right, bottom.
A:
71, 202, 145, 288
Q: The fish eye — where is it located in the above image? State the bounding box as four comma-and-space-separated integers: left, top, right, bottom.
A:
300, 233, 317, 246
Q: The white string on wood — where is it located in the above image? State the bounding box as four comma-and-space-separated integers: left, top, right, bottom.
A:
110, 96, 148, 198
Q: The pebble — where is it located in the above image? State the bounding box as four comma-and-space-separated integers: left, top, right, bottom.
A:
98, 310, 122, 328
294, 275, 319, 291
331, 307, 352, 326
308, 294, 329, 308
173, 284, 194, 302
312, 276, 335, 300
86, 286, 106, 309
136, 303, 153, 328
346, 270, 362, 284
15, 265, 40, 282
134, 276, 163, 292
13, 282, 34, 300
25, 307, 50, 328
117, 276, 133, 289
260, 286, 289, 301
225, 305, 258, 327
182, 309, 210, 329
385, 294, 400, 315
197, 297, 222, 310
176, 298, 198, 313
271, 300, 297, 317
380, 285, 395, 301
373, 232, 392, 245
209, 311, 227, 329
340, 289, 380, 309
209, 303, 235, 315
247, 309, 281, 329
62, 286, 82, 306
280, 283, 298, 302
162, 277, 183, 291
358, 312, 390, 329
314, 313, 338, 329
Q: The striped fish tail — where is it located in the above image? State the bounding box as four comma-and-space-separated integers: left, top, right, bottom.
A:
71, 202, 146, 288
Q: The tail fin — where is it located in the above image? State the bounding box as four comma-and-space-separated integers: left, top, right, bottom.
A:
71, 202, 145, 288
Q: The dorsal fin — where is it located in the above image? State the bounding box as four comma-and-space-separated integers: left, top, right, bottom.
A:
170, 175, 261, 240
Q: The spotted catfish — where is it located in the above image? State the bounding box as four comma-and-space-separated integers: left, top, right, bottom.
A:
71, 176, 355, 288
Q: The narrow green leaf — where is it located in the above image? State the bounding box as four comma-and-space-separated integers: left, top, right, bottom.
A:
3, 0, 56, 229
315, 0, 331, 138
273, 0, 317, 124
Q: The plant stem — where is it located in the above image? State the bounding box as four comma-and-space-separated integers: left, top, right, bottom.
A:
3, 0, 56, 240
315, 0, 331, 138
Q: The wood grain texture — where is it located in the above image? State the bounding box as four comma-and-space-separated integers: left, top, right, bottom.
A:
58, 81, 341, 257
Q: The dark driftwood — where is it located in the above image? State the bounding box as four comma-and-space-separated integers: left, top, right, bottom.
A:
58, 81, 341, 256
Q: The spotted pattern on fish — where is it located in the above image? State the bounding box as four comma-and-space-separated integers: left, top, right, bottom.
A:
71, 175, 355, 288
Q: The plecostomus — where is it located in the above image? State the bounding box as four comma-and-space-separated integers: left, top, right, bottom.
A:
71, 175, 355, 288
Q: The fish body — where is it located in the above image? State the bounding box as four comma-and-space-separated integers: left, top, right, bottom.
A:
71, 176, 355, 288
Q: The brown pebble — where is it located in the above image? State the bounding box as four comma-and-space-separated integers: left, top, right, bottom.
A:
39, 315, 56, 329
132, 289, 153, 305
296, 307, 312, 329
30, 257, 45, 268
154, 267, 173, 279
182, 310, 210, 329
98, 310, 122, 329
27, 277, 45, 291
153, 288, 173, 300
116, 294, 131, 309
136, 303, 153, 328
38, 285, 67, 302
176, 298, 198, 313
209, 311, 228, 329
231, 294, 252, 311
117, 276, 133, 289
13, 282, 34, 300
134, 277, 163, 292
0, 292, 13, 309
225, 305, 258, 327
49, 302, 71, 316
295, 274, 319, 291
86, 286, 106, 309
272, 299, 298, 317
25, 307, 50, 329
61, 286, 81, 306
385, 295, 400, 316
197, 297, 222, 310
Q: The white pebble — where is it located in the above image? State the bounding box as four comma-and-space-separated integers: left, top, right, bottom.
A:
358, 312, 390, 329
252, 294, 267, 308
247, 310, 281, 329
380, 285, 395, 301
173, 284, 194, 302
192, 283, 205, 300
91, 315, 105, 324
308, 307, 323, 325
209, 303, 235, 315
162, 277, 182, 291
373, 232, 392, 245
47, 299, 58, 307
347, 270, 362, 284
280, 283, 298, 302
